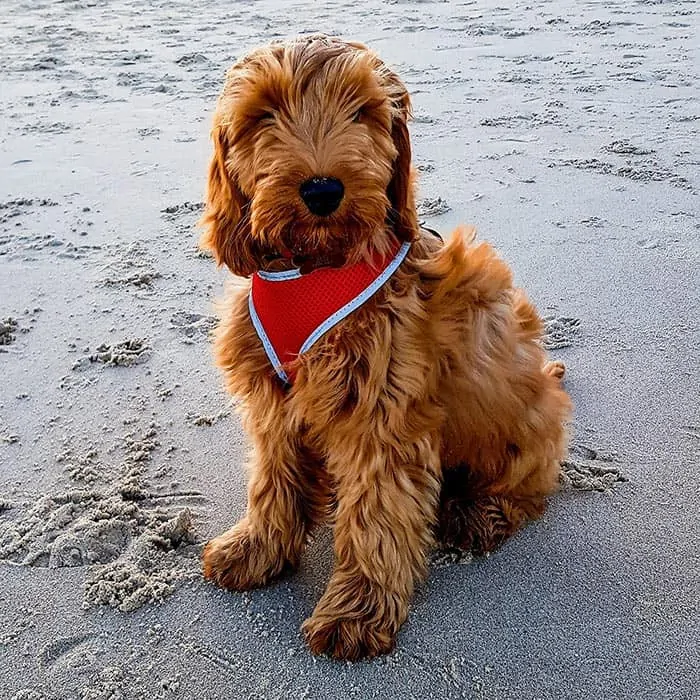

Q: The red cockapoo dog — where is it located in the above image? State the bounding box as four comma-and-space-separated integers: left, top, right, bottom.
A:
200, 34, 571, 660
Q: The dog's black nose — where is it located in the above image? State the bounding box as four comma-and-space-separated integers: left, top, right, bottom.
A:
299, 177, 344, 216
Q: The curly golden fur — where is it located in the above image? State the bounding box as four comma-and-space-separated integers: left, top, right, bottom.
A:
200, 34, 572, 661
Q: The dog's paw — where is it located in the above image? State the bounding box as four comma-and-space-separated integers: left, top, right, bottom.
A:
302, 611, 396, 661
544, 359, 566, 380
202, 520, 286, 591
301, 573, 404, 660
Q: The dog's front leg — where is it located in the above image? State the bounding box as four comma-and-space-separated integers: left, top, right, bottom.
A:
302, 434, 440, 660
202, 426, 322, 591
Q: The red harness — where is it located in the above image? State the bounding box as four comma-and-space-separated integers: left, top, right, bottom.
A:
249, 241, 411, 384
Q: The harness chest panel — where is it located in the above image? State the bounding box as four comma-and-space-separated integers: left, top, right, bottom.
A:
249, 241, 411, 384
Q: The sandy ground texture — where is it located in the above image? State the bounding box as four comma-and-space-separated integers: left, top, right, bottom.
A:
1, 0, 698, 698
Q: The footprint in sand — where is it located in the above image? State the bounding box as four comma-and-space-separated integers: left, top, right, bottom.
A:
0, 317, 19, 347
71, 339, 151, 369
560, 443, 626, 492
543, 316, 581, 350
170, 312, 217, 341
0, 426, 202, 612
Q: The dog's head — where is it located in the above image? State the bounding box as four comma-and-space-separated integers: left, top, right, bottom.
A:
200, 34, 418, 276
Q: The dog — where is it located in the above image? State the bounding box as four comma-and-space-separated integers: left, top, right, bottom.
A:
199, 34, 571, 661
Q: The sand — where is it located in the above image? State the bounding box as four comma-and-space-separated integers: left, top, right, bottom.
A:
1, 0, 698, 698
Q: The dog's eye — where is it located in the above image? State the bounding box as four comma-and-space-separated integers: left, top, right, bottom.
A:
351, 108, 363, 123
257, 110, 275, 123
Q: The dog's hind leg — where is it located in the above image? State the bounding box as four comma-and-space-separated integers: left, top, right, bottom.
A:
437, 468, 548, 555
437, 399, 567, 556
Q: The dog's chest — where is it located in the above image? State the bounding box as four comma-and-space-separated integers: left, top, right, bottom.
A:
249, 242, 410, 385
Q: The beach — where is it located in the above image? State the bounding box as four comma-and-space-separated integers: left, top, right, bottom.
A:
1, 1, 698, 698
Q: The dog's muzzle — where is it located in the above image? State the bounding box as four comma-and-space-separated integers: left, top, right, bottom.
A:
299, 177, 344, 216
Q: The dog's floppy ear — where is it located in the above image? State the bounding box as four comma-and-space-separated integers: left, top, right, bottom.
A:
386, 86, 419, 242
199, 125, 259, 277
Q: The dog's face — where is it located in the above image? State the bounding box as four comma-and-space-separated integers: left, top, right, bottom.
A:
200, 35, 418, 276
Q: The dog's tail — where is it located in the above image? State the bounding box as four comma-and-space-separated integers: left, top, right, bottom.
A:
418, 225, 514, 306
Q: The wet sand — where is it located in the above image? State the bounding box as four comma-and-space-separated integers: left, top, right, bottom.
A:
1, 1, 698, 698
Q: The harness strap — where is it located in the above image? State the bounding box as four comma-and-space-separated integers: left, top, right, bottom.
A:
249, 241, 411, 384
